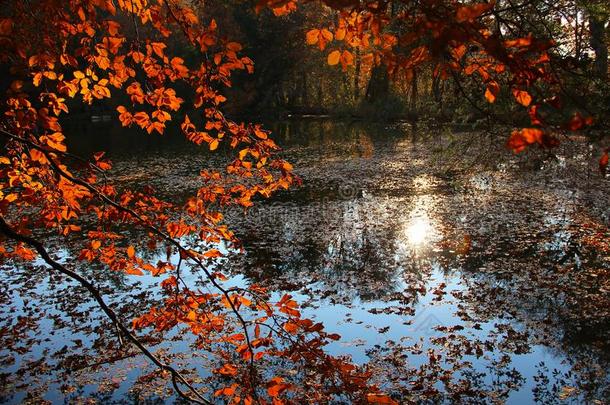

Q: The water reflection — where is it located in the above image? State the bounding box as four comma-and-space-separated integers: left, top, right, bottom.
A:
404, 216, 432, 247
228, 122, 609, 403
1, 120, 609, 403
400, 176, 440, 251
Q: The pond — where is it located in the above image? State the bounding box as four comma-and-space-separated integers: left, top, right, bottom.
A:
1, 120, 609, 404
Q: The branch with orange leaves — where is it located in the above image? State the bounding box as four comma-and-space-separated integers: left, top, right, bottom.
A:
0, 127, 262, 399
0, 216, 212, 405
1, 126, 393, 403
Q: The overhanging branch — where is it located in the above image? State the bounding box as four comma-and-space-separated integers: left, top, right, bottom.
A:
0, 216, 212, 405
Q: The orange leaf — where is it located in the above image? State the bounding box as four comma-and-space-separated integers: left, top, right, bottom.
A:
131, 51, 145, 63
328, 50, 341, 66
103, 36, 123, 54
43, 132, 67, 152
306, 29, 319, 45
254, 128, 268, 139
512, 89, 532, 107
217, 363, 238, 376
340, 50, 354, 69
106, 21, 121, 36
133, 111, 150, 128
186, 310, 197, 322
151, 42, 166, 58
125, 267, 143, 276
32, 72, 43, 87
505, 37, 533, 48
266, 377, 290, 397
204, 249, 222, 258
484, 81, 500, 103
321, 29, 333, 41
152, 109, 171, 123
117, 105, 133, 126
146, 121, 165, 135
127, 245, 135, 258
283, 321, 298, 334
214, 384, 237, 397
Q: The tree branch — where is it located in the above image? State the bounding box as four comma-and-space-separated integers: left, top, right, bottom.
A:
0, 216, 212, 405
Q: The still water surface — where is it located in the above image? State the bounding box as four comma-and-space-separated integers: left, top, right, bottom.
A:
1, 120, 609, 403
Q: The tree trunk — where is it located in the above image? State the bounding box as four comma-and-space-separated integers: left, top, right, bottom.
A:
317, 79, 323, 106
365, 65, 389, 103
410, 69, 418, 111
431, 68, 443, 115
589, 14, 608, 80
431, 69, 441, 103
301, 70, 308, 108
575, 8, 582, 60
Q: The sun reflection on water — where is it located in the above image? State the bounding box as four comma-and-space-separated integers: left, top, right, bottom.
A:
406, 216, 432, 246
399, 175, 440, 251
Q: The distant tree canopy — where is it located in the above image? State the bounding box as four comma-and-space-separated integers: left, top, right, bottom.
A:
0, 0, 607, 404
181, 1, 607, 130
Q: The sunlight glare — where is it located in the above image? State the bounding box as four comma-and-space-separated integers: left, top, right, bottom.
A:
406, 216, 431, 246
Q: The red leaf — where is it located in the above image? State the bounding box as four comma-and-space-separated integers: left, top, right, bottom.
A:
507, 128, 558, 153
600, 149, 609, 175
266, 377, 290, 397
566, 112, 593, 131
456, 1, 495, 23
367, 393, 398, 404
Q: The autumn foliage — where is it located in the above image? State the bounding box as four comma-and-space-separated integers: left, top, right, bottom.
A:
298, 0, 604, 161
0, 0, 606, 403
